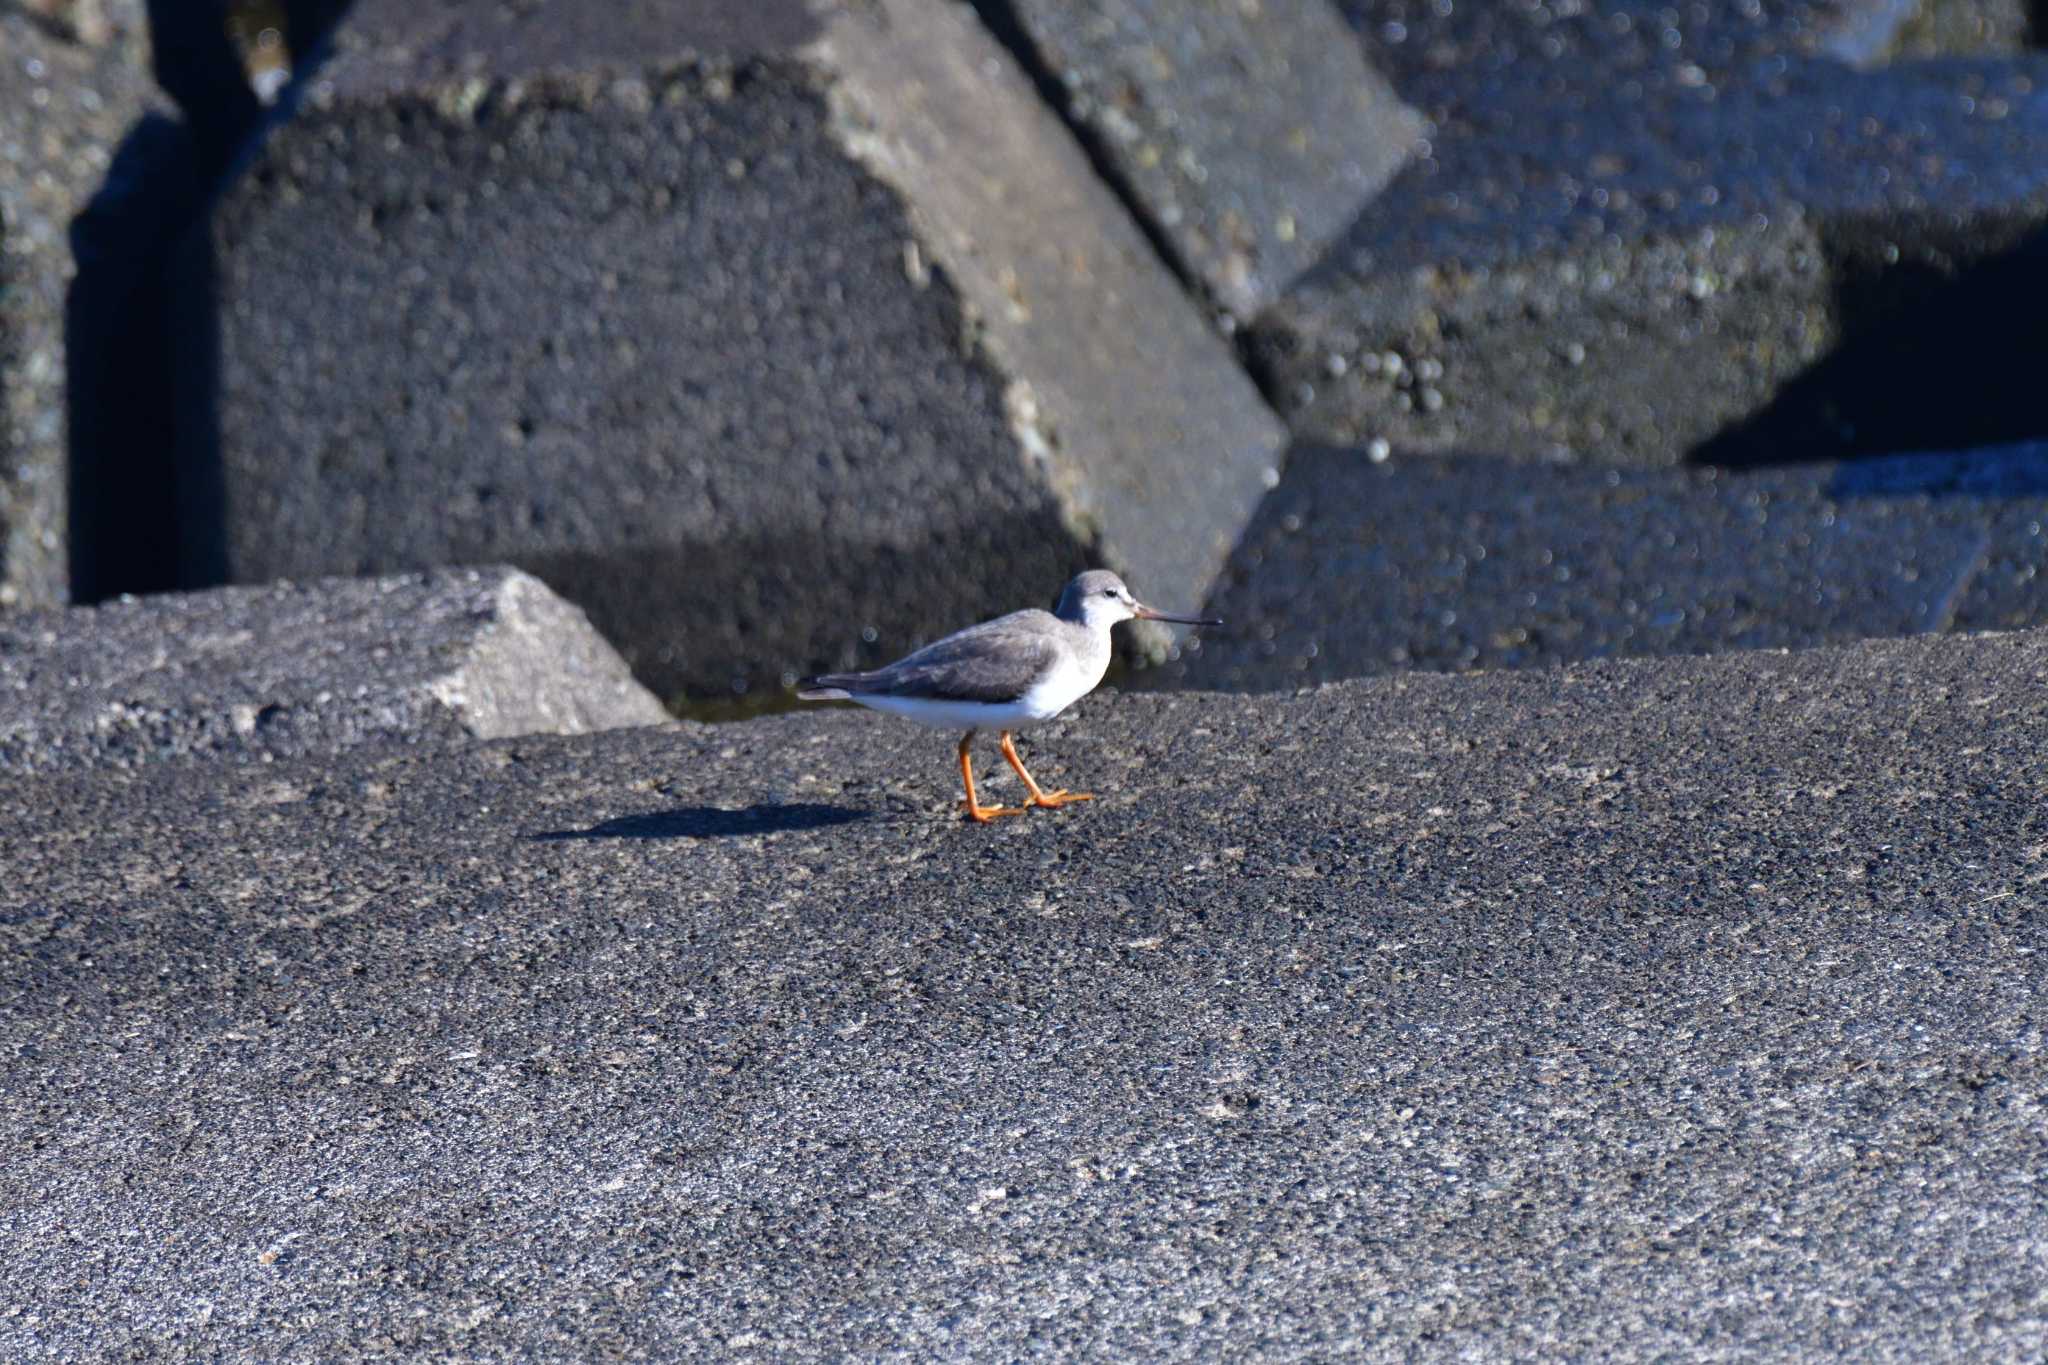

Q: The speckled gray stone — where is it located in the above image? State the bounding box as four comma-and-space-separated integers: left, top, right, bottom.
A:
990, 0, 1422, 318
1154, 441, 2048, 691
1253, 21, 2048, 464
0, 565, 666, 774
4, 628, 2047, 1357
177, 0, 1283, 702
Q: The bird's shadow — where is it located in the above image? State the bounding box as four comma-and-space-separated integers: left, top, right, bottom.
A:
528, 803, 870, 841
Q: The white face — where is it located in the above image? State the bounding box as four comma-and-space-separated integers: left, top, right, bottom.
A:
1076, 577, 1141, 627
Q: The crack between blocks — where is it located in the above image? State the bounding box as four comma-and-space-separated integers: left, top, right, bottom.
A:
959, 0, 1288, 409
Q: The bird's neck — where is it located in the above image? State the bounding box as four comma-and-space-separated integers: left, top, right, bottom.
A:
1069, 619, 1114, 681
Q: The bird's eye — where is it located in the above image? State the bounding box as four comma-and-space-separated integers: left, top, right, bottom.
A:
1103, 587, 1117, 597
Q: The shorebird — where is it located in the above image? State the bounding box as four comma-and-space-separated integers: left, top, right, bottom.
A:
797, 570, 1220, 822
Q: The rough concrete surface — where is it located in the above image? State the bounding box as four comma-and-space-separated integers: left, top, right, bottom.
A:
0, 0, 158, 607
0, 566, 666, 774
988, 0, 1422, 318
4, 629, 2047, 1357
1159, 442, 2048, 691
179, 0, 1282, 701
1342, 0, 2033, 87
1254, 25, 2048, 464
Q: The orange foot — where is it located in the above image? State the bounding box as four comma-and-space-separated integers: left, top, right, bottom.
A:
1025, 790, 1095, 809
998, 732, 1095, 814
958, 732, 1027, 824
960, 799, 1029, 823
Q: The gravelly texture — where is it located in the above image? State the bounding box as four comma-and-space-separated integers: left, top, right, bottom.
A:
1251, 0, 2048, 464
988, 0, 1421, 318
0, 566, 666, 774
180, 0, 1281, 701
4, 630, 2047, 1358
1155, 442, 2048, 690
0, 0, 158, 607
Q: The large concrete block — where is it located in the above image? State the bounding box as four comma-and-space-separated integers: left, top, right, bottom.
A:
178, 0, 1285, 703
987, 0, 1422, 319
1158, 441, 2048, 691
7, 628, 2048, 1355
0, 0, 160, 608
1254, 36, 2048, 464
0, 565, 666, 775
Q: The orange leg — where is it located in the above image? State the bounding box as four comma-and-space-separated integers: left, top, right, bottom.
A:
1000, 731, 1094, 810
959, 732, 1025, 823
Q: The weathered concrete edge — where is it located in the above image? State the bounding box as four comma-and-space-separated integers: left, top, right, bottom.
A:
809, 0, 1289, 652
0, 567, 671, 777
435, 569, 673, 738
980, 0, 1424, 321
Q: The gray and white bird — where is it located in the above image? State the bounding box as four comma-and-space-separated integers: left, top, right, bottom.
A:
797, 570, 1220, 822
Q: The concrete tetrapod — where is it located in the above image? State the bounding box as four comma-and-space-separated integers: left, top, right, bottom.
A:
4, 628, 2046, 1356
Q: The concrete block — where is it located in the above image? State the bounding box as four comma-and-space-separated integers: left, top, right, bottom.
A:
7, 627, 2048, 1355
177, 0, 1285, 702
988, 0, 1422, 318
1160, 442, 2048, 691
0, 565, 667, 774
1254, 45, 2048, 464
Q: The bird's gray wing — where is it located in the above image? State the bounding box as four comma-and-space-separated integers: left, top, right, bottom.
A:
812, 611, 1062, 704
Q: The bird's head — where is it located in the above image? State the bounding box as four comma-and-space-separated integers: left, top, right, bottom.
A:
1055, 570, 1221, 631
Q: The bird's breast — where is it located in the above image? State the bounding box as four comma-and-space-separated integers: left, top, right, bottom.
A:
1016, 640, 1108, 721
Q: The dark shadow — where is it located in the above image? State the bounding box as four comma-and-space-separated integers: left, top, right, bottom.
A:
1692, 217, 2048, 469
148, 1, 354, 154
166, 175, 228, 589
146, 0, 262, 159
528, 804, 871, 841
65, 114, 206, 601
1825, 443, 2048, 500
66, 1, 357, 602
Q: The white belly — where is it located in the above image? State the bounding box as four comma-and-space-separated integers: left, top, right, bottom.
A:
853, 695, 1048, 731
852, 651, 1104, 732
